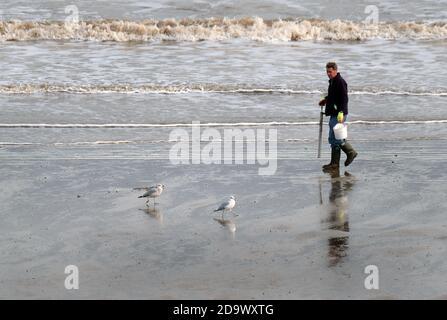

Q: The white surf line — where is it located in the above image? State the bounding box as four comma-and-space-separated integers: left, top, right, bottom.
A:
0, 142, 41, 145
0, 120, 447, 128
1, 88, 446, 96
4, 137, 447, 147
0, 122, 317, 128
1, 84, 446, 96
352, 120, 447, 124
348, 91, 447, 96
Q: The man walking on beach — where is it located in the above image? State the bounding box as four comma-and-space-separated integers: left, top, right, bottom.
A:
319, 62, 358, 171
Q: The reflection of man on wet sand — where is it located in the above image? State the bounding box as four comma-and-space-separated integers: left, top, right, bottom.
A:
321, 168, 356, 267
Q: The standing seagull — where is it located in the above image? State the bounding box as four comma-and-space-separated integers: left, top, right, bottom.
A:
135, 184, 165, 207
214, 196, 236, 214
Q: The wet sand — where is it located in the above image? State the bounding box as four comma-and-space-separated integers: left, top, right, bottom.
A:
1, 0, 446, 301
1, 139, 447, 299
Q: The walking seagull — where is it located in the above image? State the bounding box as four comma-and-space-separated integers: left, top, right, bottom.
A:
214, 196, 236, 214
135, 184, 165, 207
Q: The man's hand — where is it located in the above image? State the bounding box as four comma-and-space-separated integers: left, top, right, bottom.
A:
318, 99, 326, 107
337, 112, 344, 123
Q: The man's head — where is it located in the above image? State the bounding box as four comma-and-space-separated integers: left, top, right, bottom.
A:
326, 62, 338, 79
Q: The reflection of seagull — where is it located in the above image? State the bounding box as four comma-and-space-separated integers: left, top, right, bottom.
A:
140, 207, 163, 224
214, 196, 236, 214
135, 184, 165, 206
214, 217, 236, 237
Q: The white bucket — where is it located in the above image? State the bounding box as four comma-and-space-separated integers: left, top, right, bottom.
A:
333, 123, 348, 140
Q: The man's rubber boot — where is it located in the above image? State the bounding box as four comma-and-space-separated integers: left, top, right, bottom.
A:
322, 147, 340, 172
340, 142, 358, 167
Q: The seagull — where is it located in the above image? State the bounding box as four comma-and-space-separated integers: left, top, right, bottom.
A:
214, 196, 236, 214
135, 184, 165, 206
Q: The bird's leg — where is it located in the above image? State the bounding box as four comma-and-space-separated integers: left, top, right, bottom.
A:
146, 199, 150, 207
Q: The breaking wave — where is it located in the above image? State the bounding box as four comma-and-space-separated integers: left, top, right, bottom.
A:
1, 83, 446, 96
1, 17, 446, 42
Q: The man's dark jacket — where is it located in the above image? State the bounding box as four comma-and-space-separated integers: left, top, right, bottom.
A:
325, 72, 348, 116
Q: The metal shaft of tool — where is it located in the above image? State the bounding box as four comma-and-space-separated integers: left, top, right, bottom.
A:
318, 105, 324, 158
